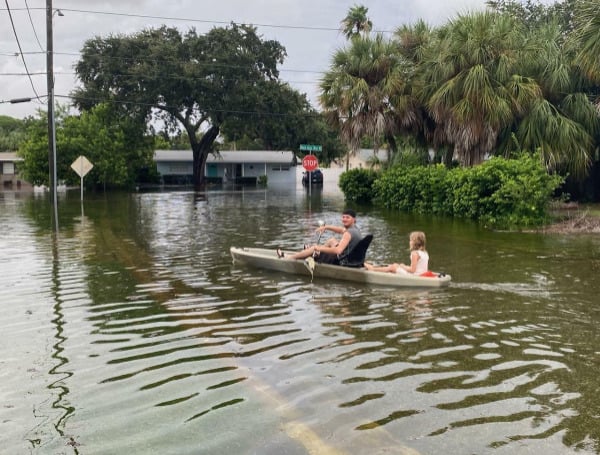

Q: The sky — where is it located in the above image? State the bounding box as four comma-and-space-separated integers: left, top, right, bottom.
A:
0, 0, 557, 119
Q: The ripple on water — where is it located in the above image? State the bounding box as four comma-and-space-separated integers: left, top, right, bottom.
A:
2, 193, 598, 454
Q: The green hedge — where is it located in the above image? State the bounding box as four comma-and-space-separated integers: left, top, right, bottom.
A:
343, 155, 563, 229
339, 168, 380, 203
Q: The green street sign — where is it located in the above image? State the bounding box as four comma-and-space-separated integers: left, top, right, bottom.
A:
299, 144, 322, 152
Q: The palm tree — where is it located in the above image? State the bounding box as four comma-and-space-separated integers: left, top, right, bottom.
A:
572, 1, 600, 86
416, 11, 538, 166
468, 4, 597, 179
395, 20, 434, 64
515, 97, 594, 179
503, 21, 598, 178
393, 21, 444, 161
340, 5, 373, 40
320, 34, 408, 170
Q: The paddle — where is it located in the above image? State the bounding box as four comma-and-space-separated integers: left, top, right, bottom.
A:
305, 220, 323, 280
316, 220, 325, 244
308, 220, 326, 262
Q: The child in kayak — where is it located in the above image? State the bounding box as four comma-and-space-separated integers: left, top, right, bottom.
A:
364, 231, 429, 274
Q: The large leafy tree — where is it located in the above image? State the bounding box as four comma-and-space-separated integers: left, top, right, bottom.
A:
16, 112, 51, 186
18, 104, 155, 188
221, 82, 345, 164
486, 0, 582, 35
73, 24, 288, 187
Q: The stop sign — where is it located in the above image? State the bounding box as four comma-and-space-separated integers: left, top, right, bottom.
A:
302, 154, 318, 171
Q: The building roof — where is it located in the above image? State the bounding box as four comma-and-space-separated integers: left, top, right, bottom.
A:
0, 152, 23, 162
154, 150, 297, 164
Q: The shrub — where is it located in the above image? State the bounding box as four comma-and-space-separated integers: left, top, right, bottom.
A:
339, 168, 380, 203
372, 165, 448, 213
365, 154, 563, 229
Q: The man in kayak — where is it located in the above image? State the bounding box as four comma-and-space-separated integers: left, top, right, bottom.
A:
277, 209, 362, 266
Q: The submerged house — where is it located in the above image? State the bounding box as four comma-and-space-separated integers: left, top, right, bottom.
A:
0, 152, 31, 190
154, 150, 298, 186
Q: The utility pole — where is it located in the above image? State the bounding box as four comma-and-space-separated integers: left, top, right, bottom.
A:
46, 0, 58, 229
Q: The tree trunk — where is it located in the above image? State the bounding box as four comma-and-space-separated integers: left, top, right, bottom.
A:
385, 134, 397, 168
191, 125, 220, 189
443, 147, 454, 167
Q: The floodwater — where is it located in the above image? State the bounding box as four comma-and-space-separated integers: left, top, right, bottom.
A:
2, 175, 600, 454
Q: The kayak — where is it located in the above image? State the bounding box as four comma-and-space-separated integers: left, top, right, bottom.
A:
230, 246, 452, 288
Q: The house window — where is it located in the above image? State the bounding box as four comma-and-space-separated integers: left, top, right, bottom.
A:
2, 162, 15, 175
169, 164, 190, 174
271, 165, 290, 171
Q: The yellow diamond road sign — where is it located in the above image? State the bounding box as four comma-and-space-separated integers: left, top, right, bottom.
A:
71, 155, 94, 178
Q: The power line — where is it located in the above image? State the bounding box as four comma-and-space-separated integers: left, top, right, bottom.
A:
24, 0, 44, 52
2, 0, 43, 103
53, 7, 394, 34
0, 51, 45, 56
54, 93, 325, 118
0, 71, 47, 76
0, 70, 323, 86
0, 6, 394, 34
1, 5, 361, 112
53, 51, 326, 75
0, 50, 327, 76
0, 5, 352, 97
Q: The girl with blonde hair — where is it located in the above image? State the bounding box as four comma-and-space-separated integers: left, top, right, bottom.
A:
364, 231, 429, 275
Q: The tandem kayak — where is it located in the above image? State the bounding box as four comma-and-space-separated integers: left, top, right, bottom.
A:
230, 246, 451, 288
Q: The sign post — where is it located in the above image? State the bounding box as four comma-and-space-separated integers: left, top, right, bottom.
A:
70, 155, 94, 201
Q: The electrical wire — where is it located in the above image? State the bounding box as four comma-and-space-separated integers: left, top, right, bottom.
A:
0, 6, 393, 34
54, 94, 325, 119
24, 0, 44, 52
0, 51, 326, 77
0, 51, 45, 56
0, 5, 354, 91
52, 51, 325, 75
1, 4, 368, 110
0, 70, 321, 86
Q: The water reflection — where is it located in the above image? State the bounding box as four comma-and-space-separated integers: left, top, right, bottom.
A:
1, 189, 600, 454
48, 231, 77, 450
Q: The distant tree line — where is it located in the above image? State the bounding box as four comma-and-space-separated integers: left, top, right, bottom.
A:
0, 115, 29, 152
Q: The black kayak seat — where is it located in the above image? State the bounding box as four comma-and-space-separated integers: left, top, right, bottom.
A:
341, 234, 373, 268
